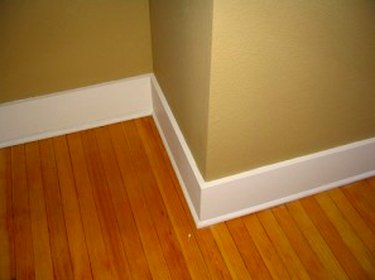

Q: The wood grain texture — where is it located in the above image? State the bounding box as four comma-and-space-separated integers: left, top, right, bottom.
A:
1, 116, 374, 279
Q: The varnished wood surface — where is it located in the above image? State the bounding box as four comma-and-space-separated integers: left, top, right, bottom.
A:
0, 116, 374, 279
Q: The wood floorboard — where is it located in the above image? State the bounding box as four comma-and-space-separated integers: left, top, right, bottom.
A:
1, 116, 374, 279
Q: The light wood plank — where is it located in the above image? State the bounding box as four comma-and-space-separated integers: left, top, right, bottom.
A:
122, 121, 192, 279
67, 133, 116, 279
301, 196, 368, 279
53, 136, 93, 279
135, 118, 213, 279
257, 210, 310, 279
39, 139, 74, 279
315, 192, 375, 277
0, 149, 11, 280
211, 223, 252, 279
272, 205, 331, 279
226, 218, 272, 279
109, 123, 172, 280
287, 201, 349, 279
25, 142, 54, 280
145, 118, 234, 279
81, 130, 131, 279
95, 126, 152, 279
242, 214, 290, 279
2, 118, 375, 279
329, 188, 375, 256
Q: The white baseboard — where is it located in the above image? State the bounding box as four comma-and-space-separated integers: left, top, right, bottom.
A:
0, 74, 152, 148
3, 73, 374, 228
151, 74, 375, 228
151, 75, 204, 226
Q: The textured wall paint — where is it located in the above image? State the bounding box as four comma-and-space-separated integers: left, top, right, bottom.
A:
0, 0, 152, 103
205, 0, 375, 179
149, 0, 213, 173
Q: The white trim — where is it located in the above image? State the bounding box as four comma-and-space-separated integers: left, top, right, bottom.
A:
150, 75, 375, 228
2, 73, 375, 228
0, 74, 152, 148
151, 74, 203, 226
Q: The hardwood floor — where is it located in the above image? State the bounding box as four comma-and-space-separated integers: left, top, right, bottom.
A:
0, 116, 374, 279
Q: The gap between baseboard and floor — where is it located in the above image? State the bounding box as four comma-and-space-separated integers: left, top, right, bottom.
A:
2, 73, 375, 227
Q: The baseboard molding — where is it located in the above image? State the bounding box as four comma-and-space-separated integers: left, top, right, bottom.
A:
150, 74, 375, 228
151, 75, 204, 226
3, 73, 374, 228
0, 74, 152, 148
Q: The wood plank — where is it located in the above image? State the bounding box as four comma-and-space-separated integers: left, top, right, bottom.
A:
286, 201, 348, 279
329, 188, 375, 256
122, 120, 192, 279
67, 133, 116, 279
135, 117, 213, 279
94, 126, 152, 279
39, 139, 74, 279
342, 181, 375, 233
143, 118, 232, 279
11, 145, 35, 279
257, 210, 310, 279
211, 223, 252, 279
2, 118, 375, 279
81, 130, 131, 279
242, 214, 290, 279
53, 136, 93, 279
272, 205, 332, 279
0, 148, 11, 280
315, 192, 375, 276
301, 196, 369, 279
24, 142, 54, 280
4, 147, 16, 279
226, 218, 272, 279
108, 122, 172, 280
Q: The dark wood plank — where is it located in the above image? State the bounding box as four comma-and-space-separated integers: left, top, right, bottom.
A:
53, 136, 93, 279
11, 145, 35, 279
0, 148, 11, 280
25, 142, 54, 279
39, 139, 74, 279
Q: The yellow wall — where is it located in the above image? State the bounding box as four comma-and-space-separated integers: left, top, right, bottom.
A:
149, 0, 213, 173
205, 0, 375, 179
2, 0, 375, 180
0, 0, 152, 103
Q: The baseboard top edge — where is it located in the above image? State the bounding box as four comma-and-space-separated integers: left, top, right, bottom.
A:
0, 73, 153, 108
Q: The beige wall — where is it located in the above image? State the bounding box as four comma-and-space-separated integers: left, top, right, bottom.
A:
0, 0, 152, 103
205, 0, 375, 179
149, 0, 213, 173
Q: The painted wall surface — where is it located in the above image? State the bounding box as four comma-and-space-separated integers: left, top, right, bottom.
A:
0, 0, 152, 103
149, 0, 213, 173
205, 0, 375, 179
